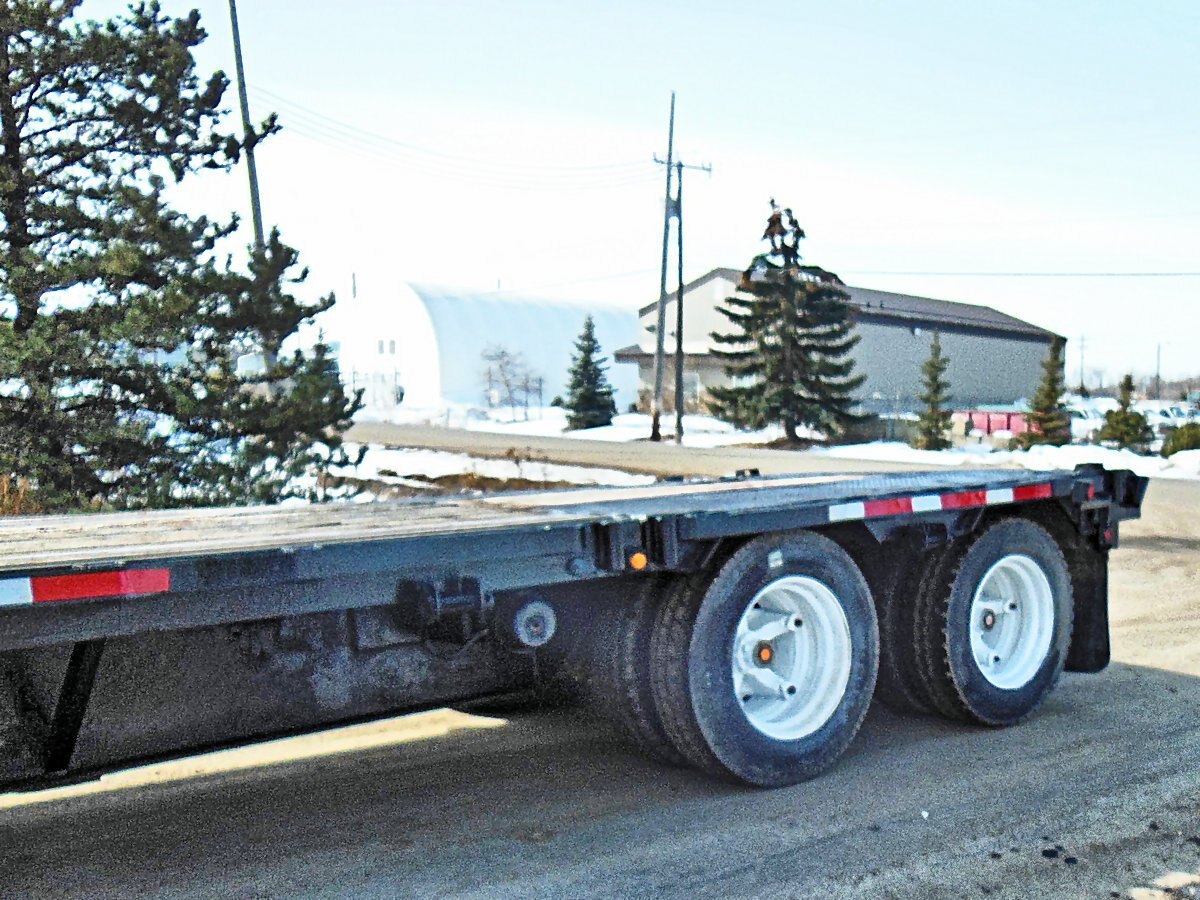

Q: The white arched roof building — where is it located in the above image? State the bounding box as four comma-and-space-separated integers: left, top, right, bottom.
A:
325, 282, 639, 415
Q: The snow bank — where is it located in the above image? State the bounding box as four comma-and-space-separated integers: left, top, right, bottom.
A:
343, 445, 655, 488
564, 413, 788, 448
1163, 449, 1200, 478
359, 404, 786, 447
813, 442, 1200, 481
355, 403, 568, 435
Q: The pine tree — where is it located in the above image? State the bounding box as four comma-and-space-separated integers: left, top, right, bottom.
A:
1019, 336, 1071, 448
914, 332, 953, 450
0, 3, 361, 509
1098, 374, 1154, 451
708, 202, 864, 441
564, 315, 617, 430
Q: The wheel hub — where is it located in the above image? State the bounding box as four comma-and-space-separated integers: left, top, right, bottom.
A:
754, 641, 775, 666
968, 554, 1054, 690
731, 575, 852, 741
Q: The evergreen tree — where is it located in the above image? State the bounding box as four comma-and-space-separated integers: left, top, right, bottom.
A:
708, 202, 864, 441
1019, 336, 1071, 448
1098, 374, 1154, 451
564, 315, 616, 429
1162, 422, 1200, 458
0, 3, 360, 509
914, 332, 953, 450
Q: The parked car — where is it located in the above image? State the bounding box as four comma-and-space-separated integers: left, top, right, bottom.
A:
1067, 406, 1105, 442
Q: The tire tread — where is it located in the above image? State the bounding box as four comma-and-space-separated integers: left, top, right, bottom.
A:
915, 517, 1073, 726
590, 577, 690, 766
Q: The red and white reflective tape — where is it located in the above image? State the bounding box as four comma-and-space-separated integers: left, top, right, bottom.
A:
828, 483, 1054, 523
0, 569, 170, 607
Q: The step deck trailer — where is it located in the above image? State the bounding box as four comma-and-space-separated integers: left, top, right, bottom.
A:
0, 465, 1146, 789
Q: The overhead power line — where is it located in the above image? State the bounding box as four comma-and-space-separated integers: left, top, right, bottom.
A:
265, 113, 659, 190
251, 85, 647, 173
246, 84, 660, 191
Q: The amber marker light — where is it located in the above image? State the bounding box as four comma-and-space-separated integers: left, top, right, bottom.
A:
629, 551, 649, 570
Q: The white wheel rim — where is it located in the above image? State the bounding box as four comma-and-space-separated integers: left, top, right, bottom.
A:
730, 575, 853, 741
968, 554, 1055, 690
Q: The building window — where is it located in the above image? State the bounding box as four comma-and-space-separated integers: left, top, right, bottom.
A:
378, 340, 384, 355
389, 340, 396, 354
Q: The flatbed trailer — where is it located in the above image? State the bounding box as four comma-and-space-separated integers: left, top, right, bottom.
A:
0, 464, 1146, 789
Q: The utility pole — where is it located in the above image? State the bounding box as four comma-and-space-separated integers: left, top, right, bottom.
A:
649, 92, 710, 443
666, 158, 710, 443
649, 93, 675, 442
1155, 343, 1162, 399
228, 0, 265, 251
1078, 335, 1085, 394
228, 0, 275, 374
674, 162, 685, 444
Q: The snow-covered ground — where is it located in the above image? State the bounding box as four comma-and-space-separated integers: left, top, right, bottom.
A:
341, 444, 655, 488
354, 404, 1200, 483
363, 404, 787, 448
357, 403, 562, 433
814, 442, 1200, 481
559, 413, 792, 448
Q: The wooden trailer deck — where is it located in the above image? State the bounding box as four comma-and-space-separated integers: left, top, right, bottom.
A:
0, 468, 1073, 572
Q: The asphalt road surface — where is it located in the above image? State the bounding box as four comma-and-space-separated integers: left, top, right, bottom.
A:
2, 429, 1198, 899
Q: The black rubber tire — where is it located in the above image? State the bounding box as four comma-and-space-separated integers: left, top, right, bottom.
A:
589, 576, 691, 766
874, 546, 949, 716
649, 531, 879, 788
912, 518, 1073, 726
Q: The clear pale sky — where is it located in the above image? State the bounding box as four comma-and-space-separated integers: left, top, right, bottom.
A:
88, 1, 1200, 383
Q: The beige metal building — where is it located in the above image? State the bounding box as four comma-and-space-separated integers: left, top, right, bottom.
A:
615, 268, 1061, 414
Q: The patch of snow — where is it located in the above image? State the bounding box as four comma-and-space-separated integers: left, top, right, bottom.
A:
360, 403, 568, 436
564, 413, 787, 448
813, 441, 1200, 480
340, 444, 655, 488
356, 404, 786, 447
1164, 449, 1200, 478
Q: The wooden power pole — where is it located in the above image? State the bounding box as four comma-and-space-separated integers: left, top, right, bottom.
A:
650, 94, 710, 442
228, 0, 265, 252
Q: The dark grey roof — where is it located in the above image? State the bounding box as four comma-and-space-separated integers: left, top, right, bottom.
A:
844, 286, 1056, 338
640, 268, 1059, 340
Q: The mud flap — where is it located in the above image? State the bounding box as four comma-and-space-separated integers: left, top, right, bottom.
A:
1065, 545, 1110, 673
